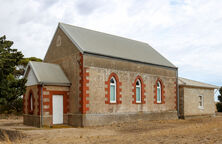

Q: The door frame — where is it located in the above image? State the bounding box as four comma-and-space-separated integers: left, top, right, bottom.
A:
52, 94, 64, 124
45, 90, 69, 125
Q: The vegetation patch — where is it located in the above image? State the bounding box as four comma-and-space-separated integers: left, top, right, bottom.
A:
0, 129, 25, 142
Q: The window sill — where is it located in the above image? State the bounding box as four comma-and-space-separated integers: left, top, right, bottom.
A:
110, 101, 117, 104
109, 101, 116, 104
199, 107, 204, 110
136, 101, 142, 104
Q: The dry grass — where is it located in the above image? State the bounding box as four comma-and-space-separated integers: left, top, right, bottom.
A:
2, 116, 222, 144
1, 130, 11, 144
0, 129, 24, 144
0, 114, 22, 120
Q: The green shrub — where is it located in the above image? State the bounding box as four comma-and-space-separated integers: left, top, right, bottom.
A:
0, 97, 23, 114
216, 87, 222, 112
216, 102, 222, 112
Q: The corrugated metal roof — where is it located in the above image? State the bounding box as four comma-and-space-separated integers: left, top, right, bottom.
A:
59, 23, 176, 68
179, 77, 219, 89
25, 61, 70, 86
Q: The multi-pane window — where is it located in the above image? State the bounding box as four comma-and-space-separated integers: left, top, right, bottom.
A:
136, 79, 141, 103
199, 95, 204, 108
157, 81, 162, 103
110, 77, 116, 103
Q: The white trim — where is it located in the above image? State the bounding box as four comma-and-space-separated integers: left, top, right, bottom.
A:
157, 81, 162, 103
136, 79, 141, 103
110, 77, 116, 103
27, 62, 41, 83
25, 68, 38, 86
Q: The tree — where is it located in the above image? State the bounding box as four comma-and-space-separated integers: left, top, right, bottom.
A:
0, 35, 42, 114
0, 35, 27, 113
216, 87, 222, 112
14, 57, 42, 78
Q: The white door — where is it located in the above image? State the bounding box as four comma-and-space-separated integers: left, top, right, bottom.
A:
53, 95, 63, 124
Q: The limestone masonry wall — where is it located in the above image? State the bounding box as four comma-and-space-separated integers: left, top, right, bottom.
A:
84, 54, 177, 115
42, 26, 178, 126
24, 85, 70, 127
182, 87, 215, 117
44, 27, 81, 115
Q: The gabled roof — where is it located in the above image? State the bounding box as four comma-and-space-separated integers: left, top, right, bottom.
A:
24, 61, 70, 86
179, 77, 219, 89
58, 23, 176, 69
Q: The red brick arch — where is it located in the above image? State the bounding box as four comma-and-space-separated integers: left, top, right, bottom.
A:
154, 78, 165, 104
105, 72, 122, 104
132, 75, 146, 104
27, 89, 35, 114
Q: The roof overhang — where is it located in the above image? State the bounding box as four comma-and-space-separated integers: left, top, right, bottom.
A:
179, 84, 219, 89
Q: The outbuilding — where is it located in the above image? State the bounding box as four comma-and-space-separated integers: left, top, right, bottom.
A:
178, 77, 219, 118
23, 61, 70, 127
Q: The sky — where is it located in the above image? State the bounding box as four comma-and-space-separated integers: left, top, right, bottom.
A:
0, 0, 221, 99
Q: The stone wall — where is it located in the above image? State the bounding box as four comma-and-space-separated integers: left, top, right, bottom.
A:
81, 54, 178, 126
179, 87, 184, 118
82, 111, 178, 126
44, 27, 81, 115
23, 85, 40, 126
43, 26, 178, 127
179, 86, 215, 118
44, 27, 83, 126
23, 85, 69, 127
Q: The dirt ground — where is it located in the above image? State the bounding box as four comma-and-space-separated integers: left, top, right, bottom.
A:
1, 115, 222, 144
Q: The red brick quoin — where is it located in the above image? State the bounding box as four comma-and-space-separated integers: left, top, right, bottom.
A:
105, 73, 122, 104
153, 78, 165, 104
132, 75, 146, 104
36, 86, 69, 116
23, 93, 26, 114
47, 91, 69, 115
79, 53, 90, 114
37, 85, 41, 115
174, 81, 177, 110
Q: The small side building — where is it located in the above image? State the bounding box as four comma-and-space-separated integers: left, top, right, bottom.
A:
23, 61, 70, 127
179, 77, 219, 118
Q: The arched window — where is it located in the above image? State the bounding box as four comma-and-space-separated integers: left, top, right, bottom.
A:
136, 79, 141, 103
157, 81, 162, 103
110, 77, 116, 103
105, 73, 122, 104
28, 90, 34, 114
30, 93, 33, 111
132, 76, 146, 104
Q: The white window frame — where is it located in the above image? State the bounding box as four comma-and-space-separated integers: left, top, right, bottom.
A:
136, 79, 141, 103
198, 95, 204, 109
110, 77, 116, 103
157, 81, 162, 103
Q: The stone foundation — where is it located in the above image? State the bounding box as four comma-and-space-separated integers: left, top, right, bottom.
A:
68, 111, 178, 127
182, 114, 216, 119
23, 115, 40, 127
24, 114, 69, 127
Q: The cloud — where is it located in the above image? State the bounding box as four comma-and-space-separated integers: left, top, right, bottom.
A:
75, 0, 107, 15
0, 0, 221, 99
